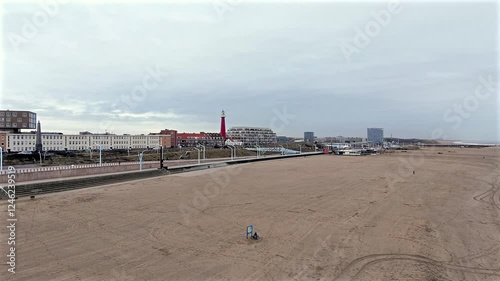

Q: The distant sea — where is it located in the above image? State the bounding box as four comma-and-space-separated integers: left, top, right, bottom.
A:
452, 140, 500, 146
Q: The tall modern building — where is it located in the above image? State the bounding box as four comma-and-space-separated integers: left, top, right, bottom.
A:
304, 131, 314, 142
367, 128, 384, 144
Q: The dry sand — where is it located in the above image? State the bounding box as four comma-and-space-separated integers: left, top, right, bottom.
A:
1, 147, 499, 281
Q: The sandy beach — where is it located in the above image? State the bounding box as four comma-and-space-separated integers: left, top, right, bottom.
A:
1, 147, 499, 281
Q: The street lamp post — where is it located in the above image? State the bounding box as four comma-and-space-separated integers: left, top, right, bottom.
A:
92, 143, 102, 165
298, 144, 302, 154
228, 145, 234, 160
199, 145, 206, 160
98, 144, 102, 166
139, 152, 143, 170
194, 147, 201, 164
0, 147, 3, 171
138, 149, 147, 171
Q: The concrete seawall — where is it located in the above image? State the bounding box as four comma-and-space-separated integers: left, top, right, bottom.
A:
0, 162, 158, 183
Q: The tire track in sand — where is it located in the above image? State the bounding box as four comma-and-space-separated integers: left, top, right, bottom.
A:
334, 165, 500, 281
473, 175, 500, 210
332, 253, 500, 281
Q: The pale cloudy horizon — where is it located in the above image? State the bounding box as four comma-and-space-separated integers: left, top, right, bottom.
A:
1, 0, 498, 141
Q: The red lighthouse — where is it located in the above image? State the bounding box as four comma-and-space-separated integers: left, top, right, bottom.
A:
220, 110, 227, 141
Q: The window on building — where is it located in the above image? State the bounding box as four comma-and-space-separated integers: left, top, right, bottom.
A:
12, 112, 17, 117
22, 113, 27, 117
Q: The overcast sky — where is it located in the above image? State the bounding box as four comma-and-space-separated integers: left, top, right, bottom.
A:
1, 0, 498, 141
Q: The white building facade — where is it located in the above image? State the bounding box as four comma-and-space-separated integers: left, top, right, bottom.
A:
227, 127, 277, 145
4, 132, 169, 153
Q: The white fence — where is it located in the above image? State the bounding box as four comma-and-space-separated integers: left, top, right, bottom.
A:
0, 161, 158, 175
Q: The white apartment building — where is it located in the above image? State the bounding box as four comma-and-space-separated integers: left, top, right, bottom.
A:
5, 132, 169, 152
227, 127, 277, 145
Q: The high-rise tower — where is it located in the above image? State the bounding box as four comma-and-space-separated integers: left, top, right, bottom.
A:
220, 110, 226, 141
35, 121, 43, 152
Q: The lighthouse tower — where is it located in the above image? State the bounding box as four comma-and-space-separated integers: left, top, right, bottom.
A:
220, 110, 227, 141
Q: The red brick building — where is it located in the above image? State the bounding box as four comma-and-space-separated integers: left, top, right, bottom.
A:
178, 132, 224, 147
177, 132, 206, 147
160, 129, 178, 147
160, 129, 223, 147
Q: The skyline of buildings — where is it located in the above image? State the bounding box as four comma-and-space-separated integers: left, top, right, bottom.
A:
0, 109, 394, 152
1, 108, 382, 140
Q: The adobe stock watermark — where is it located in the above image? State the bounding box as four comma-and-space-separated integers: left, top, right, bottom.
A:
339, 0, 403, 63
269, 106, 296, 135
384, 74, 497, 190
7, 0, 68, 53
443, 75, 496, 129
178, 165, 243, 225
99, 65, 168, 133
0, 166, 17, 274
212, 0, 241, 20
